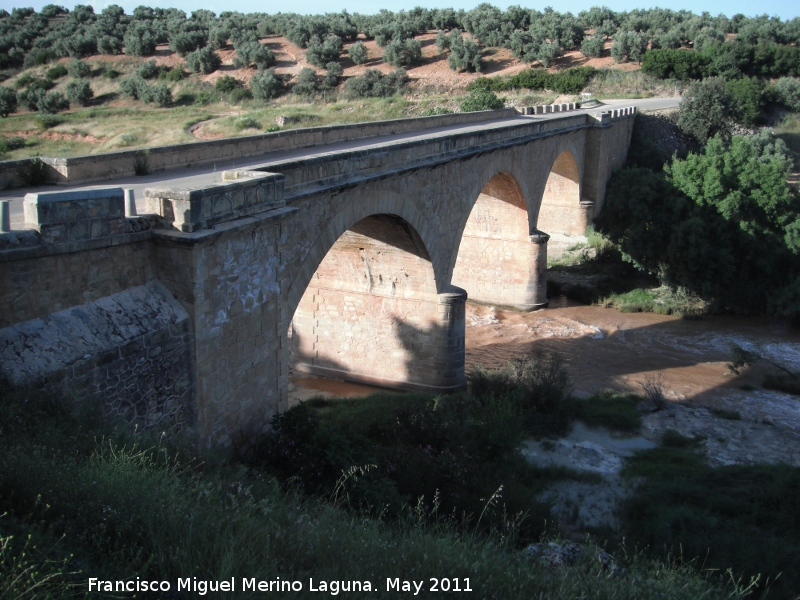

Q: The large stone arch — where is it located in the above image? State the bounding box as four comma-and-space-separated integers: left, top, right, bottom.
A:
287, 198, 465, 393
532, 140, 590, 237
286, 192, 446, 321
451, 170, 547, 308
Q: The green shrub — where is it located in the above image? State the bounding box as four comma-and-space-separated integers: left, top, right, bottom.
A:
292, 67, 319, 96
97, 35, 124, 55
45, 63, 68, 79
66, 59, 91, 79
250, 69, 282, 100
343, 68, 408, 98
306, 35, 343, 68
34, 114, 64, 129
135, 60, 160, 79
678, 77, 731, 142
383, 38, 422, 68
769, 77, 800, 112
232, 41, 275, 70
185, 47, 222, 75
348, 41, 368, 65
65, 80, 93, 106
321, 62, 343, 89
448, 35, 483, 72
570, 392, 641, 432
162, 67, 187, 82
234, 116, 261, 130
123, 22, 157, 56
0, 136, 25, 152
624, 448, 800, 598
580, 35, 604, 58
460, 89, 504, 112
0, 86, 17, 117
147, 83, 172, 107
469, 67, 595, 95
37, 90, 69, 114
641, 49, 709, 80
101, 68, 120, 79
229, 87, 253, 104
215, 75, 242, 93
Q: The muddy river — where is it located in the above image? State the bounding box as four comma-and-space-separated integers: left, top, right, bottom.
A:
290, 298, 800, 530
291, 299, 800, 462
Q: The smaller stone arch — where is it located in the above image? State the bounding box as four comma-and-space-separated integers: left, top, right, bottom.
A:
535, 149, 589, 237
451, 171, 547, 309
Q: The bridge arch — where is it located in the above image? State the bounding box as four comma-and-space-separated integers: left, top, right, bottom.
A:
450, 170, 548, 309
533, 143, 589, 237
287, 199, 465, 394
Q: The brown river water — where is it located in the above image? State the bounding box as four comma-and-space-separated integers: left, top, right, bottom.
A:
290, 298, 800, 463
290, 298, 800, 531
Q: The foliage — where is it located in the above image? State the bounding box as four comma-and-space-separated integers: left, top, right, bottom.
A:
641, 49, 708, 81
0, 385, 737, 600
769, 77, 800, 112
597, 132, 800, 319
383, 38, 422, 68
448, 34, 483, 73
306, 35, 343, 68
0, 87, 17, 118
250, 69, 282, 100
215, 75, 241, 93
580, 34, 604, 58
678, 77, 731, 143
255, 379, 564, 540
348, 41, 368, 65
624, 446, 800, 599
232, 41, 275, 70
185, 46, 221, 75
611, 31, 647, 63
123, 22, 157, 56
570, 392, 641, 433
234, 116, 260, 131
460, 88, 504, 112
469, 67, 595, 95
119, 77, 171, 106
135, 59, 160, 79
292, 67, 320, 97
343, 68, 408, 98
37, 90, 69, 114
133, 149, 150, 175
45, 63, 68, 79
65, 79, 93, 106
66, 58, 91, 79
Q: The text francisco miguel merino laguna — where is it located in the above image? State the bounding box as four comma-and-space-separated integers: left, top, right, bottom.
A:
89, 576, 474, 594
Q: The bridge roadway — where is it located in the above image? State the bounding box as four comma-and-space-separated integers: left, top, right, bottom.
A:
1, 97, 678, 229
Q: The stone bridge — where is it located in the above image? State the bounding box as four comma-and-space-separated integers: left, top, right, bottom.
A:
0, 107, 636, 451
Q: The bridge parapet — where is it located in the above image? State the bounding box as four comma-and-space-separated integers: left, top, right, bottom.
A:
144, 169, 285, 232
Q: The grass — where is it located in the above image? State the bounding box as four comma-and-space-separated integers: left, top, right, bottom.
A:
601, 286, 709, 317
762, 373, 800, 396
0, 384, 739, 600
711, 408, 742, 421
570, 391, 642, 433
623, 437, 800, 599
586, 69, 685, 100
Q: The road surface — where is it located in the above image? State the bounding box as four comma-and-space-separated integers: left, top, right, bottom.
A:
0, 97, 680, 230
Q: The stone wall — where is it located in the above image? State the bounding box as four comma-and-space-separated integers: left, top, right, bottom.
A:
0, 281, 194, 431
0, 109, 517, 187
